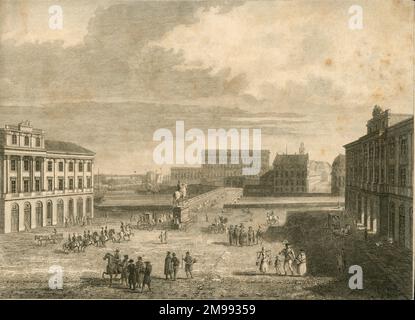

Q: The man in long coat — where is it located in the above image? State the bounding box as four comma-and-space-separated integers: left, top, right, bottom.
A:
164, 251, 173, 280
171, 253, 180, 280
135, 256, 145, 288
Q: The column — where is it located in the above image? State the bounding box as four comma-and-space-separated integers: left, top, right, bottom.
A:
17, 156, 22, 193
74, 159, 78, 192
3, 155, 8, 194
53, 158, 56, 193
63, 159, 67, 193
41, 158, 46, 191
31, 156, 35, 192
82, 160, 86, 192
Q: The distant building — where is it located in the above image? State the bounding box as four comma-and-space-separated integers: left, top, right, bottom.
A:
169, 149, 270, 187
170, 167, 202, 186
245, 144, 332, 196
201, 149, 270, 187
344, 106, 413, 249
268, 153, 309, 193
0, 121, 95, 233
331, 154, 345, 196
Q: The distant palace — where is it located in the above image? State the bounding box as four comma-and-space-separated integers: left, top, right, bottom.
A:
0, 121, 95, 233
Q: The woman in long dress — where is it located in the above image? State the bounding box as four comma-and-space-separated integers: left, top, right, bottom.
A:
295, 249, 307, 276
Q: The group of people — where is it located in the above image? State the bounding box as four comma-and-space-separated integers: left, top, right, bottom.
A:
113, 250, 152, 292
64, 215, 93, 228
227, 224, 263, 246
164, 251, 196, 280
256, 241, 307, 276
159, 230, 168, 243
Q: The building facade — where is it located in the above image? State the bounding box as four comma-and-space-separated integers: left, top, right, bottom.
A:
344, 106, 413, 249
201, 149, 270, 186
0, 121, 95, 233
170, 167, 202, 186
331, 154, 346, 196
270, 153, 309, 193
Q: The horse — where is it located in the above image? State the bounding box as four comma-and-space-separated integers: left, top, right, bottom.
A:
102, 253, 123, 286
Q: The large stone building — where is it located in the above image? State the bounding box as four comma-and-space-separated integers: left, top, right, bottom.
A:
0, 121, 95, 233
245, 144, 331, 196
170, 167, 202, 185
331, 154, 346, 196
344, 106, 413, 248
170, 149, 270, 187
201, 149, 270, 186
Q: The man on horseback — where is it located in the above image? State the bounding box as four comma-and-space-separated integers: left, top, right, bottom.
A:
114, 248, 121, 265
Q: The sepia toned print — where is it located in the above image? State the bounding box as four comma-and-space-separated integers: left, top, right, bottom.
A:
0, 0, 413, 300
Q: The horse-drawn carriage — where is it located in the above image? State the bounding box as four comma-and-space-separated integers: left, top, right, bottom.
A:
35, 232, 64, 246
207, 216, 228, 234
131, 213, 155, 231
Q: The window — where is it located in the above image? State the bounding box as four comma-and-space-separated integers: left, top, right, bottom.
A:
87, 177, 92, 188
78, 177, 83, 189
24, 136, 29, 146
58, 162, 64, 172
47, 161, 53, 172
69, 178, 74, 190
12, 134, 17, 145
58, 178, 64, 191
24, 159, 29, 171
36, 137, 41, 147
400, 137, 408, 157
69, 162, 74, 172
10, 178, 17, 193
10, 159, 16, 171
48, 178, 53, 191
35, 160, 41, 172
78, 162, 83, 172
35, 178, 40, 192
389, 166, 395, 185
87, 162, 92, 172
389, 141, 395, 158
23, 179, 30, 193
399, 166, 406, 187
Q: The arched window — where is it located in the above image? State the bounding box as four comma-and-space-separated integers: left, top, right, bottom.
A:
35, 137, 41, 147
86, 197, 92, 215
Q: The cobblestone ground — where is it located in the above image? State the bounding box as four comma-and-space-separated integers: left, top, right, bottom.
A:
0, 189, 410, 299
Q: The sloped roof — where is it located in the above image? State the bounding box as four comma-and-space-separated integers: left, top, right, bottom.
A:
45, 140, 95, 156
273, 154, 309, 167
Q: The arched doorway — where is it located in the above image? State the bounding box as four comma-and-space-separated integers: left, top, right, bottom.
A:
68, 199, 74, 224
86, 197, 92, 217
57, 199, 64, 225
77, 198, 84, 222
24, 202, 31, 231
36, 202, 43, 228
388, 202, 395, 241
46, 201, 53, 226
11, 203, 19, 232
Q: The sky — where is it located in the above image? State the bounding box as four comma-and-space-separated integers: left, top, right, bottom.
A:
0, 0, 413, 174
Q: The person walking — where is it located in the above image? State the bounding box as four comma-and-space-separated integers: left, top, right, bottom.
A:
141, 261, 152, 292
127, 259, 137, 290
172, 253, 180, 280
280, 241, 295, 276
183, 251, 196, 279
164, 252, 173, 280
135, 256, 145, 289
